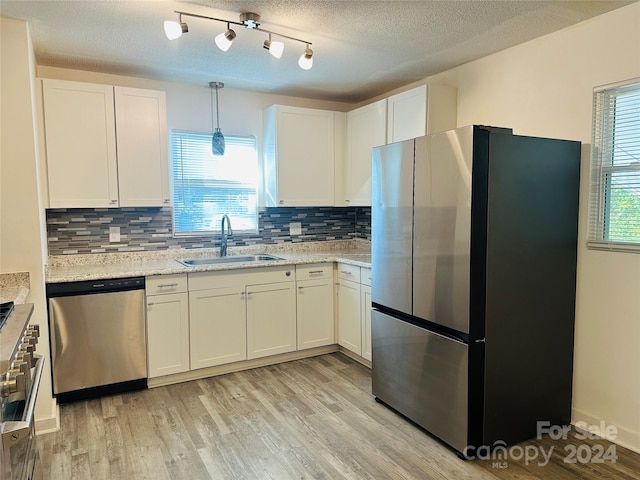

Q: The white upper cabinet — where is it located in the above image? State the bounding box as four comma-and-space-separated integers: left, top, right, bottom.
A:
42, 79, 169, 208
42, 80, 119, 207
343, 99, 387, 206
115, 87, 170, 207
263, 105, 345, 207
387, 84, 457, 144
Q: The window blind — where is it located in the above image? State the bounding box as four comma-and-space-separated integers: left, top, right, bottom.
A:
588, 78, 640, 252
171, 131, 259, 235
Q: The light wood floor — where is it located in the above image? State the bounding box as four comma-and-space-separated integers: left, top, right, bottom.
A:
37, 353, 640, 479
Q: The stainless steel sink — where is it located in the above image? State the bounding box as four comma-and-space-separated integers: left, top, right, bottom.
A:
176, 254, 283, 267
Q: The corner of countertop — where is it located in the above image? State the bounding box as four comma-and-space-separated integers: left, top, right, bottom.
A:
0, 272, 31, 304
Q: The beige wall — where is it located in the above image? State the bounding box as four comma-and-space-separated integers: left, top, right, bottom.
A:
1, 17, 57, 431
429, 3, 640, 452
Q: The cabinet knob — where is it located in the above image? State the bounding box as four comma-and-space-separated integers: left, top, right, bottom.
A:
285, 271, 291, 276
279, 200, 284, 205
163, 199, 170, 204
110, 199, 118, 205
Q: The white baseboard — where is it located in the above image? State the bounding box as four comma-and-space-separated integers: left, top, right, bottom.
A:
35, 399, 60, 435
148, 344, 339, 388
572, 408, 640, 454
338, 346, 371, 368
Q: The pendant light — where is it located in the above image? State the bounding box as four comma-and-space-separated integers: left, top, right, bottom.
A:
209, 81, 225, 156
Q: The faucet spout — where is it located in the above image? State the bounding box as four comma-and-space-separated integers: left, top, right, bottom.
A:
220, 214, 233, 257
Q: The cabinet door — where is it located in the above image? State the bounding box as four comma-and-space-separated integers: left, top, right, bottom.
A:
115, 87, 170, 207
387, 85, 427, 143
247, 282, 297, 359
265, 106, 335, 206
345, 99, 386, 206
361, 285, 372, 361
337, 279, 362, 355
146, 292, 189, 377
42, 79, 118, 207
297, 278, 335, 350
189, 288, 246, 369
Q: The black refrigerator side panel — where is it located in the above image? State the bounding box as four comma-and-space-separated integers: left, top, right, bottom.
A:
482, 134, 581, 446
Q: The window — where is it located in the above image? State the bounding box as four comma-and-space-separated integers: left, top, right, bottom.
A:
588, 78, 640, 252
171, 131, 259, 235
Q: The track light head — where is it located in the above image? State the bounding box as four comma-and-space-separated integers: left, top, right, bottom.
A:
215, 26, 236, 51
298, 46, 313, 70
263, 34, 284, 59
164, 17, 188, 40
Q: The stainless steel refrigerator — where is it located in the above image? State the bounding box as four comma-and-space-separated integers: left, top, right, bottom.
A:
371, 125, 581, 456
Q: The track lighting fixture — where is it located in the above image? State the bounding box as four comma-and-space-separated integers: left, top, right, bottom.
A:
298, 45, 313, 70
215, 24, 236, 52
263, 33, 284, 59
164, 10, 314, 69
163, 14, 188, 40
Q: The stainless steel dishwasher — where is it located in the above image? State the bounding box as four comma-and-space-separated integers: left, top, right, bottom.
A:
46, 277, 147, 403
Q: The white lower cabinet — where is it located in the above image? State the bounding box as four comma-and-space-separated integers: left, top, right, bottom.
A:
361, 268, 373, 361
146, 274, 190, 377
247, 282, 297, 359
188, 266, 296, 368
147, 261, 372, 381
296, 264, 335, 350
189, 286, 247, 369
337, 264, 372, 361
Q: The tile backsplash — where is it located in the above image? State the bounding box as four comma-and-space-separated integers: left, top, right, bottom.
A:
46, 206, 371, 255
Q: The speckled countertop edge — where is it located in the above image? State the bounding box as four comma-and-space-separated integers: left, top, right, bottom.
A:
46, 240, 372, 283
0, 272, 30, 304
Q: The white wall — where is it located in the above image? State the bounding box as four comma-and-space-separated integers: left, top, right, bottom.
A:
1, 17, 57, 431
429, 3, 640, 452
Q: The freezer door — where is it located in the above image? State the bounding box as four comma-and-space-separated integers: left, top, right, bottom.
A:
371, 139, 414, 315
371, 309, 469, 453
413, 127, 474, 334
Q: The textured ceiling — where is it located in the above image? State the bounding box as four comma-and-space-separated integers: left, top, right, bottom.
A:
0, 0, 634, 103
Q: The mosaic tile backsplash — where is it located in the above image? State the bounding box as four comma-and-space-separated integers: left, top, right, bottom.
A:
46, 207, 372, 255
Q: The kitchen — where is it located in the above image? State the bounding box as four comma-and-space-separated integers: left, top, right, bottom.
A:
1, 1, 640, 479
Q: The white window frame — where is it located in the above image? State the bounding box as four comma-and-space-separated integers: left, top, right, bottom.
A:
587, 77, 640, 253
170, 130, 259, 236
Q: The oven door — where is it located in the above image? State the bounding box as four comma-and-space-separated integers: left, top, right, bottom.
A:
1, 356, 45, 480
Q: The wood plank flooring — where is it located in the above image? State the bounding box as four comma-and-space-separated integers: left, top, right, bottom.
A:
37, 353, 640, 479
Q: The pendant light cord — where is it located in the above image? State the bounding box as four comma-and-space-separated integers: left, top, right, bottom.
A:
215, 85, 221, 129
211, 84, 221, 130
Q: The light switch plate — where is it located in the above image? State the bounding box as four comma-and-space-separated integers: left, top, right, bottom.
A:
289, 222, 302, 236
109, 226, 121, 243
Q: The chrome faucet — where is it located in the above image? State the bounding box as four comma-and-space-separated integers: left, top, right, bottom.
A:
220, 214, 233, 257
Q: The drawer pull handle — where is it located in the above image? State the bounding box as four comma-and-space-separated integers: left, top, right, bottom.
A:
147, 303, 154, 307
157, 283, 179, 288
340, 270, 352, 275
308, 270, 323, 275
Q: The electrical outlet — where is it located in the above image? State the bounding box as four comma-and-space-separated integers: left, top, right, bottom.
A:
109, 226, 121, 243
289, 222, 302, 236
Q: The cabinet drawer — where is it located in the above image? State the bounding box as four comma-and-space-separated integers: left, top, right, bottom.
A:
296, 263, 333, 280
337, 263, 361, 282
146, 274, 187, 295
361, 267, 372, 287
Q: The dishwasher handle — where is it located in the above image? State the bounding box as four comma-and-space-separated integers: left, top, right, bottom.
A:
47, 276, 145, 297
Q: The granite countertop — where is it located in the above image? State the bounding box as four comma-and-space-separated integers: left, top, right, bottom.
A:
0, 272, 30, 304
46, 240, 371, 283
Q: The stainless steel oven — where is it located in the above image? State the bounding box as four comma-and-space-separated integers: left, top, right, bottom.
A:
1, 303, 43, 480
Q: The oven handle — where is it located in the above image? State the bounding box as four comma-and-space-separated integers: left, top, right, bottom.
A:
1, 355, 44, 450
